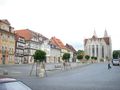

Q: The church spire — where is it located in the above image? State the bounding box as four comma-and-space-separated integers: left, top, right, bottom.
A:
93, 28, 97, 37
104, 28, 108, 37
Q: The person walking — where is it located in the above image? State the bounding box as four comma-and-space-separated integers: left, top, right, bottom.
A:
108, 61, 111, 69
63, 61, 66, 70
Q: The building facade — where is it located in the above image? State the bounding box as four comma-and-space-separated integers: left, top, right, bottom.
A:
50, 37, 68, 62
84, 30, 112, 62
15, 34, 26, 64
40, 39, 51, 63
0, 19, 15, 64
49, 40, 61, 63
15, 29, 50, 63
65, 43, 76, 62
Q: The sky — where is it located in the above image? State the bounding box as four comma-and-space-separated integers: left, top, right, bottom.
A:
0, 0, 120, 50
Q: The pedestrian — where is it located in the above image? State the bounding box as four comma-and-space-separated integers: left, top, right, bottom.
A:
63, 61, 65, 70
108, 62, 111, 69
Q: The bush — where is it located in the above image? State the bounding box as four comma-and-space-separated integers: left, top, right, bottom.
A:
91, 56, 94, 60
94, 57, 97, 60
77, 54, 83, 60
85, 55, 90, 60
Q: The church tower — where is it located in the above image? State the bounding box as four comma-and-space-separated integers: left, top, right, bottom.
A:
93, 28, 97, 37
104, 29, 108, 37
84, 29, 112, 62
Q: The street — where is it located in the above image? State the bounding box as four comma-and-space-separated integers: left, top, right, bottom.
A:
7, 63, 120, 90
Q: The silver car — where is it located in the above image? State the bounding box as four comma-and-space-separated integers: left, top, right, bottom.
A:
112, 59, 120, 66
0, 78, 32, 90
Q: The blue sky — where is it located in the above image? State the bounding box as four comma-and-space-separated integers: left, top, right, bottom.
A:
0, 0, 120, 50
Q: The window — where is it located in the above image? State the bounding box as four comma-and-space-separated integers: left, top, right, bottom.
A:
2, 46, 4, 51
102, 46, 104, 58
89, 45, 90, 55
96, 45, 98, 57
92, 45, 94, 56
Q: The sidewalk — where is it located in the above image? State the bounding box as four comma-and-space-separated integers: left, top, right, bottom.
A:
45, 62, 91, 77
46, 62, 91, 70
0, 62, 91, 77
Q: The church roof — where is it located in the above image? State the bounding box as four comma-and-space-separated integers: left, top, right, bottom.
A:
84, 39, 88, 46
104, 29, 108, 37
84, 37, 110, 45
93, 29, 97, 38
103, 37, 110, 45
92, 35, 97, 40
84, 30, 111, 46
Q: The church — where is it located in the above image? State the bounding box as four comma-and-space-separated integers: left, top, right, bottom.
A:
84, 30, 112, 62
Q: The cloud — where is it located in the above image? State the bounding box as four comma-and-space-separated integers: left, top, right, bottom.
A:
0, 0, 120, 50
0, 0, 7, 6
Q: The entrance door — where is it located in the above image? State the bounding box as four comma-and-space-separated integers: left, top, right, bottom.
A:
2, 55, 5, 64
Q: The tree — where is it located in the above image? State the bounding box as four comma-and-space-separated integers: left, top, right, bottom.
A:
33, 50, 46, 62
32, 50, 47, 77
62, 53, 71, 70
77, 54, 83, 61
113, 50, 120, 59
77, 50, 84, 55
62, 53, 70, 62
85, 55, 90, 60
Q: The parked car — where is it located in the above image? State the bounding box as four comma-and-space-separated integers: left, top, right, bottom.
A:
112, 59, 120, 66
0, 78, 32, 90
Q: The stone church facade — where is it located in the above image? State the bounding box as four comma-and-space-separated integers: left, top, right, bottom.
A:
84, 30, 112, 62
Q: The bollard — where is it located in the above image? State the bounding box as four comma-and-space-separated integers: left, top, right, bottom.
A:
39, 69, 45, 78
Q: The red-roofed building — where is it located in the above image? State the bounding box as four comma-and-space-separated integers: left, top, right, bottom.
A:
65, 43, 77, 62
84, 30, 112, 62
51, 37, 66, 49
15, 29, 50, 63
50, 37, 68, 62
15, 33, 26, 64
49, 40, 61, 63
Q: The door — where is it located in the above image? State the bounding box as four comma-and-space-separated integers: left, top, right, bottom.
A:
2, 55, 5, 64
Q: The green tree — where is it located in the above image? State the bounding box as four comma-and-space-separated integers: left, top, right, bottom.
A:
77, 54, 83, 61
77, 50, 84, 55
85, 55, 90, 60
32, 50, 46, 77
113, 50, 120, 59
33, 50, 46, 62
62, 53, 70, 62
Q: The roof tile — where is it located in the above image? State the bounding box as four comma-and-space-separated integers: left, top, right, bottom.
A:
50, 37, 65, 49
15, 29, 32, 40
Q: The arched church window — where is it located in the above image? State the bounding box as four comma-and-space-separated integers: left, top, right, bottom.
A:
102, 46, 104, 58
96, 45, 98, 57
92, 45, 94, 56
